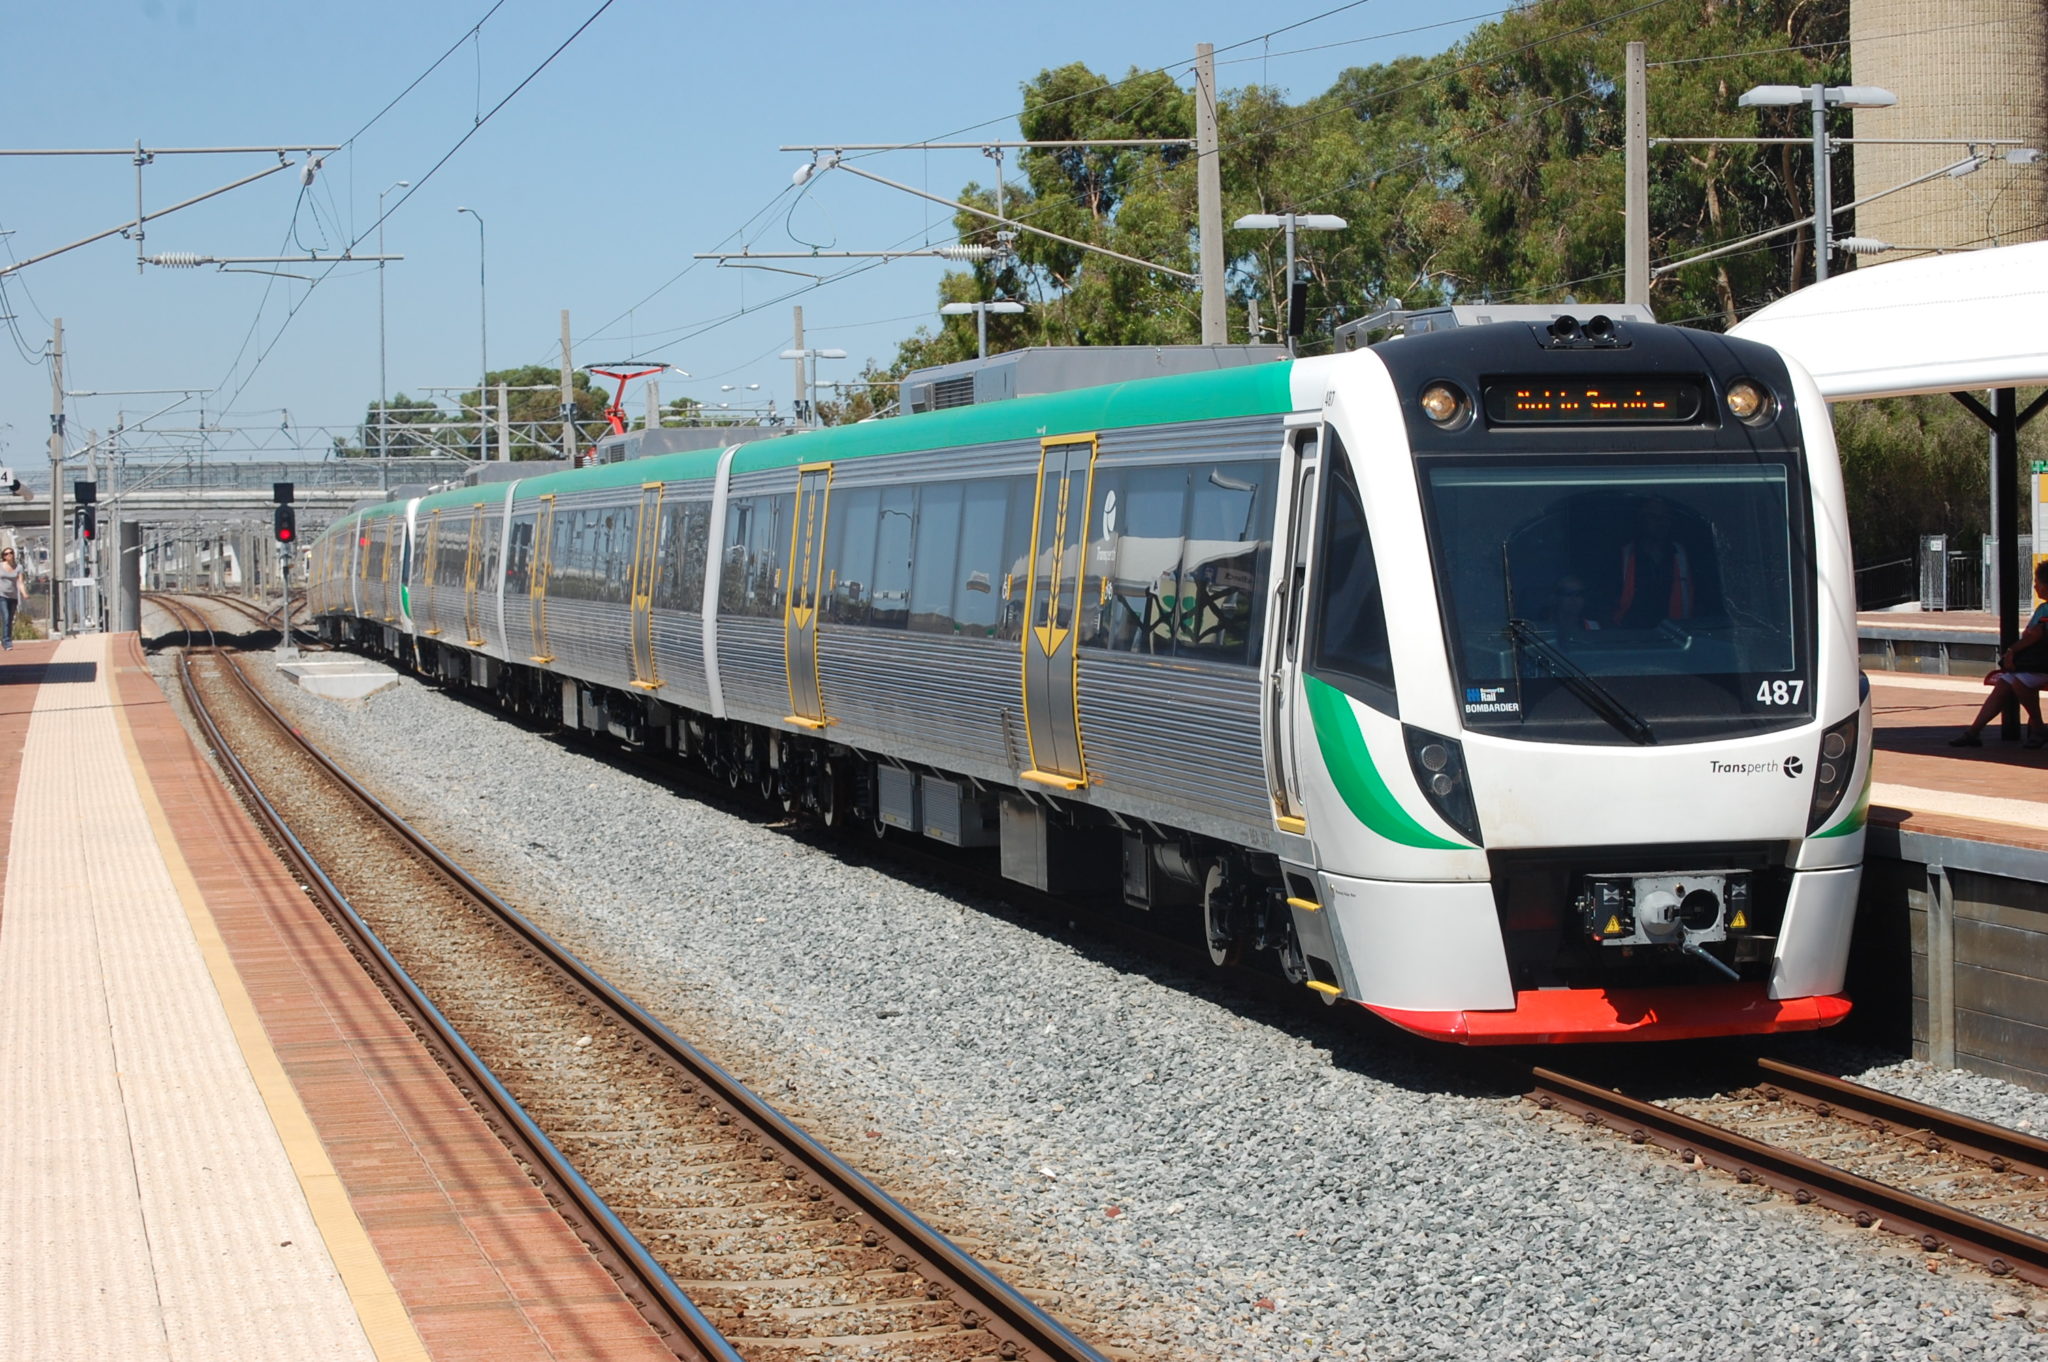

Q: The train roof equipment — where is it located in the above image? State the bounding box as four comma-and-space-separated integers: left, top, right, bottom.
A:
1730, 239, 2048, 399
1335, 302, 1658, 350
898, 343, 1288, 414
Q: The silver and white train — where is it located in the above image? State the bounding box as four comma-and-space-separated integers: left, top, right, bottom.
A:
309, 314, 1870, 1043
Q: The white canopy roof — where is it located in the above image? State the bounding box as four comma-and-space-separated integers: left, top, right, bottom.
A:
1729, 240, 2048, 400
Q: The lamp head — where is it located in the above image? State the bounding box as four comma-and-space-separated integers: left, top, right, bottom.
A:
1737, 84, 1807, 108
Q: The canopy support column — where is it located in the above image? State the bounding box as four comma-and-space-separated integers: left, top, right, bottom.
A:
1953, 387, 2048, 739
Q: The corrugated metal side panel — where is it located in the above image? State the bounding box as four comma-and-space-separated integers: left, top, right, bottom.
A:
1079, 654, 1267, 828
717, 615, 790, 724
1095, 414, 1281, 467
815, 630, 1022, 778
544, 596, 634, 692
650, 610, 712, 710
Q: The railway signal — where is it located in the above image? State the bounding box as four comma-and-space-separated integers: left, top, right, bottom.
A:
273, 481, 295, 543
74, 480, 96, 542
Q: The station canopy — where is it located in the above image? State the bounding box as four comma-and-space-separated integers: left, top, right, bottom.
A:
1730, 240, 2048, 400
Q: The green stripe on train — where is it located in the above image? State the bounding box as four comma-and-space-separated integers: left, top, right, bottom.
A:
1302, 675, 1467, 851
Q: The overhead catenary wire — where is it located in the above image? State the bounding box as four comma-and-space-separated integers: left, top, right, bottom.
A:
209, 0, 618, 419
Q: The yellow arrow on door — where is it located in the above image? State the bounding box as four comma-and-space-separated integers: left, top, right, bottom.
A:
1034, 624, 1069, 654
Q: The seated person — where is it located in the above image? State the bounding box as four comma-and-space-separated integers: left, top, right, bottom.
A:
1610, 497, 1694, 628
1950, 560, 2048, 749
1547, 574, 1601, 638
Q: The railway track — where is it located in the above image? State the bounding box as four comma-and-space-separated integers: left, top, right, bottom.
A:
1530, 1058, 2048, 1289
154, 593, 1108, 1362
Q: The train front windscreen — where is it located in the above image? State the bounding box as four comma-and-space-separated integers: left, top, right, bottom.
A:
1418, 452, 1815, 745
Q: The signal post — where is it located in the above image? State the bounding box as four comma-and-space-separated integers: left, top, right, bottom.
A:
272, 481, 298, 658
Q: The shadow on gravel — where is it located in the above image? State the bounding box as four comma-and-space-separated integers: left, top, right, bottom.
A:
381, 671, 1923, 1107
142, 626, 283, 652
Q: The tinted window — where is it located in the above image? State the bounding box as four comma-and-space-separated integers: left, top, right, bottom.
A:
909, 482, 964, 633
955, 479, 1012, 637
1178, 462, 1270, 664
828, 486, 879, 624
1086, 465, 1186, 653
1311, 451, 1396, 707
870, 485, 913, 629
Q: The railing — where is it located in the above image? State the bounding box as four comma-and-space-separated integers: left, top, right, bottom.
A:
1853, 556, 1916, 610
90, 457, 475, 493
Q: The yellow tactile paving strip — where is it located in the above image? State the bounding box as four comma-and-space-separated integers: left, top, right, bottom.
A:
0, 636, 396, 1360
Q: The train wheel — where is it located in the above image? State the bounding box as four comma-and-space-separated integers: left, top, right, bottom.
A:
815, 759, 851, 830
1202, 864, 1244, 968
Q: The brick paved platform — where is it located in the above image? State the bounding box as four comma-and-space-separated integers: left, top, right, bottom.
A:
0, 633, 671, 1362
1867, 670, 2048, 854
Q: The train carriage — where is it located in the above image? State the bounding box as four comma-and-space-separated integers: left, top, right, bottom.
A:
309, 314, 1869, 1044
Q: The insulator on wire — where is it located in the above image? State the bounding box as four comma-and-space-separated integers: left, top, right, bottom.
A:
934, 245, 996, 262
149, 253, 207, 269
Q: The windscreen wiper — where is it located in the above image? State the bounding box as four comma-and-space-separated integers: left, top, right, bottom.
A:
1505, 618, 1657, 745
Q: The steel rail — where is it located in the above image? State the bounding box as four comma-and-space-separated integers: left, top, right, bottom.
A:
1754, 1057, 2048, 1180
1529, 1065, 2048, 1288
160, 595, 740, 1362
163, 594, 1108, 1362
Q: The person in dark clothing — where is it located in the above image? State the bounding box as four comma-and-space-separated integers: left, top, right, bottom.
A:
1610, 498, 1694, 628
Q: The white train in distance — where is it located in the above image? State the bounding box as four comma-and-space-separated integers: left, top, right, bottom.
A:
308, 312, 1869, 1044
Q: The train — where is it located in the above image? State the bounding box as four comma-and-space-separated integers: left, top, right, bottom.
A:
307, 312, 1871, 1044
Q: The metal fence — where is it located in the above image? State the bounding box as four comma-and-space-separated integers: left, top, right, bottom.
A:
96, 457, 475, 493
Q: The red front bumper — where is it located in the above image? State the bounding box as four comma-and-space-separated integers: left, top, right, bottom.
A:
1366, 984, 1852, 1045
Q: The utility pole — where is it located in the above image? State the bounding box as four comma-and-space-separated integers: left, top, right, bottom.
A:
1196, 42, 1226, 344
1624, 41, 1650, 306
47, 317, 63, 636
559, 310, 577, 464
791, 306, 808, 425
496, 381, 511, 461
645, 379, 660, 432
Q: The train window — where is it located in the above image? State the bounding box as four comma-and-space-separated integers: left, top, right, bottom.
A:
827, 486, 879, 624
680, 502, 710, 608
870, 485, 914, 629
1309, 447, 1396, 710
954, 479, 1011, 637
1086, 465, 1187, 654
746, 493, 792, 617
1178, 461, 1272, 665
720, 499, 753, 614
996, 475, 1036, 642
505, 516, 533, 594
909, 482, 964, 633
479, 514, 502, 600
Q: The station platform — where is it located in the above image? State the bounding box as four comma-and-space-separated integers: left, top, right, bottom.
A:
0, 633, 672, 1361
1866, 669, 2048, 857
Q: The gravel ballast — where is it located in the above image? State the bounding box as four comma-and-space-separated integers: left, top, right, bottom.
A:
185, 636, 2045, 1362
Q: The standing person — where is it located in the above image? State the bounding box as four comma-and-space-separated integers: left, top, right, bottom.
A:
1950, 559, 2048, 748
0, 546, 25, 650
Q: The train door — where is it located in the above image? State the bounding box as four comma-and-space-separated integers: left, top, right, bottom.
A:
1019, 435, 1097, 789
380, 518, 397, 621
1260, 420, 1322, 834
628, 483, 664, 690
783, 464, 832, 726
528, 495, 556, 662
462, 505, 486, 646
420, 511, 443, 636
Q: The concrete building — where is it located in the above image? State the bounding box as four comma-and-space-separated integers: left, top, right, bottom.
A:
1850, 0, 2047, 256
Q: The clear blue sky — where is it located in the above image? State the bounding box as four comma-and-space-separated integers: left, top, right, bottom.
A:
0, 0, 1494, 477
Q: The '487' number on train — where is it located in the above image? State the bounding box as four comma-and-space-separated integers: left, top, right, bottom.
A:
1756, 680, 1805, 706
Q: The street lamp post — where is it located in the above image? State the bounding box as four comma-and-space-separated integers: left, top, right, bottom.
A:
376, 179, 408, 494
777, 346, 847, 426
455, 206, 489, 459
1736, 84, 1898, 282
1232, 213, 1347, 352
938, 300, 1027, 359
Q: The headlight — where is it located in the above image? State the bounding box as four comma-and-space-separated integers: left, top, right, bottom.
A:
1806, 711, 1862, 833
1725, 379, 1776, 425
1403, 725, 1482, 844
